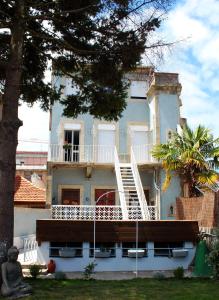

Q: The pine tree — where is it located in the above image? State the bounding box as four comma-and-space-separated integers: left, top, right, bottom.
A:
0, 0, 172, 249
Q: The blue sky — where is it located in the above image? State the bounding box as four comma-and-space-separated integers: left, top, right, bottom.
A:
17, 0, 219, 150
159, 0, 219, 136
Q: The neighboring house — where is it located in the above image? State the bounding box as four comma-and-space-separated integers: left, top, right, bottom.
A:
14, 175, 49, 252
14, 175, 46, 208
16, 151, 47, 188
36, 67, 199, 272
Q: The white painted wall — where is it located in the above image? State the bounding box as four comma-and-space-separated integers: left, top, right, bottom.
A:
37, 241, 195, 272
14, 207, 51, 245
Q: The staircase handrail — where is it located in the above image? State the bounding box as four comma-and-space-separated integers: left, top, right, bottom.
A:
130, 147, 150, 220
114, 147, 128, 220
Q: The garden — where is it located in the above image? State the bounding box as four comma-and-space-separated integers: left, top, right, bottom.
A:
0, 278, 218, 300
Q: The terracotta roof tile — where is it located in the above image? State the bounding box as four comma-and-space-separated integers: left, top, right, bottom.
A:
15, 175, 46, 203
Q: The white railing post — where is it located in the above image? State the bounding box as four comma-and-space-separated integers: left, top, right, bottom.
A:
130, 147, 150, 220
114, 148, 128, 220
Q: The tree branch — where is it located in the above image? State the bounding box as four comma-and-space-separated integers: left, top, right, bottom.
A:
26, 4, 97, 21
28, 28, 99, 55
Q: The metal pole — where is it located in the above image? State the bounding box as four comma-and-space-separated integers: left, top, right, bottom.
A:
93, 189, 125, 262
93, 209, 96, 261
135, 216, 138, 278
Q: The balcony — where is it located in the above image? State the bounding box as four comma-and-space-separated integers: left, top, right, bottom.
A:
52, 205, 158, 221
48, 144, 155, 164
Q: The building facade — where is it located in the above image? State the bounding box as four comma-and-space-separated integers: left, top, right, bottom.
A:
47, 68, 182, 218
36, 67, 198, 272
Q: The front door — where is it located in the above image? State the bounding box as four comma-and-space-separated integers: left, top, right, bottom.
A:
95, 189, 115, 205
61, 189, 80, 205
64, 130, 80, 162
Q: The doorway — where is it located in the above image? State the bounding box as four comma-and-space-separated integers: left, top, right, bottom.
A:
64, 130, 80, 162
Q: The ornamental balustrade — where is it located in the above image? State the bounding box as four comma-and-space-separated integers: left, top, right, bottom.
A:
52, 205, 158, 221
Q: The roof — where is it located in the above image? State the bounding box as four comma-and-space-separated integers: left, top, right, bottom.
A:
15, 175, 46, 203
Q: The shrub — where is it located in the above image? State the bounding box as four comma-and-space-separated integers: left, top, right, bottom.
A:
153, 272, 165, 280
173, 267, 184, 279
55, 271, 66, 280
29, 264, 41, 279
206, 229, 219, 278
83, 261, 97, 280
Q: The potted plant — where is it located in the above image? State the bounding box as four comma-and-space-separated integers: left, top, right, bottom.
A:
63, 143, 72, 150
128, 249, 145, 258
59, 247, 76, 258
94, 247, 111, 258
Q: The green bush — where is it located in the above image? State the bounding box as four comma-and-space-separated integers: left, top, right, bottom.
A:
83, 261, 97, 280
153, 272, 165, 280
173, 267, 184, 279
29, 264, 41, 279
55, 271, 66, 280
206, 228, 219, 278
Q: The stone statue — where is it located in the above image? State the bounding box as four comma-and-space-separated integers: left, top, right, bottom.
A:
1, 246, 32, 299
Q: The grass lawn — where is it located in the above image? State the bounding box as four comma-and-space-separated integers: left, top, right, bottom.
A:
1, 278, 219, 300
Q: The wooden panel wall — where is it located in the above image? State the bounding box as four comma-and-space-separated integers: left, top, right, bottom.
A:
36, 220, 199, 244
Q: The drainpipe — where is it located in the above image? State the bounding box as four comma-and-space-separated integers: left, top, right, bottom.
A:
153, 169, 161, 220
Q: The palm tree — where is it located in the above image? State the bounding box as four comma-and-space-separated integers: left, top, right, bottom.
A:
152, 125, 219, 197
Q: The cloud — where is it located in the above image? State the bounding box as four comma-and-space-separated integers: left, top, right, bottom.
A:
159, 0, 219, 137
18, 0, 219, 149
18, 103, 49, 151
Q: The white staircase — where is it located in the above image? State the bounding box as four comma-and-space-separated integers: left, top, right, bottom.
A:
120, 163, 143, 219
114, 148, 151, 220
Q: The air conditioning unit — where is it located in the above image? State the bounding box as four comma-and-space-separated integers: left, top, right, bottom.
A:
172, 249, 188, 258
128, 249, 145, 258
59, 248, 76, 258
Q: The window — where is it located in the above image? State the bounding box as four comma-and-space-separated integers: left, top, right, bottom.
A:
50, 242, 83, 257
89, 243, 116, 257
65, 78, 79, 96
154, 242, 184, 257
97, 124, 115, 163
63, 129, 80, 162
130, 81, 147, 99
122, 242, 147, 257
61, 189, 80, 205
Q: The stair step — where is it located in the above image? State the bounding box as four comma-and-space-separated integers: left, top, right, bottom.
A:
122, 181, 135, 183
21, 264, 47, 269
119, 163, 131, 167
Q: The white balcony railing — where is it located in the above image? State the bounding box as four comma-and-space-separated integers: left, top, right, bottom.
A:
132, 144, 154, 163
49, 144, 115, 163
52, 205, 158, 221
49, 144, 154, 164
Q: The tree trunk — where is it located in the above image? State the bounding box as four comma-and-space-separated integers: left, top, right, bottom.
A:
0, 0, 24, 276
